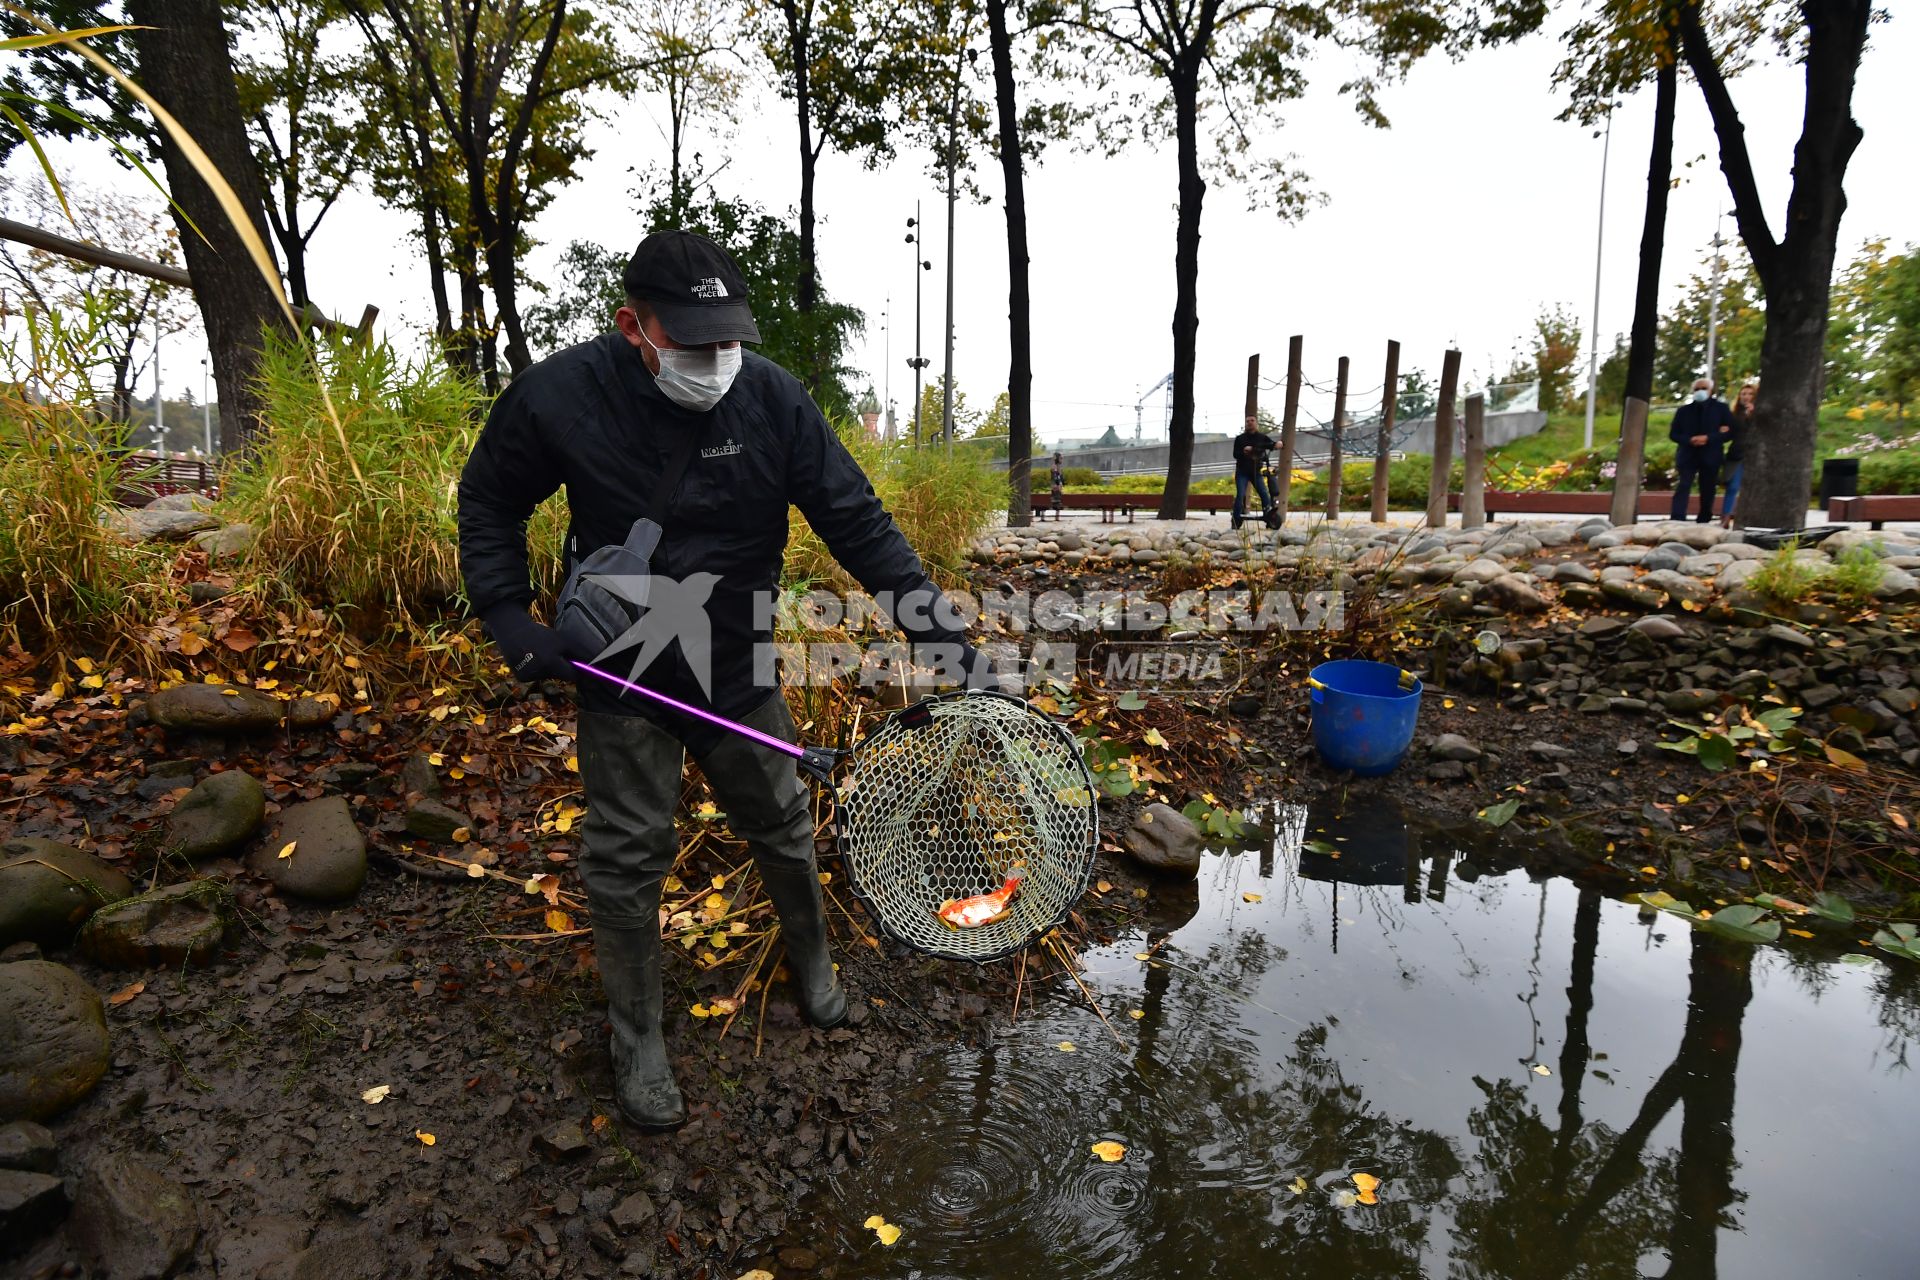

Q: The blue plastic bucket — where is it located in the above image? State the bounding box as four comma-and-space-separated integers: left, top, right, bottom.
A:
1308, 660, 1422, 776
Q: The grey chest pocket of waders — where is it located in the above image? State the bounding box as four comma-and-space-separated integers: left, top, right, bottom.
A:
555, 517, 662, 662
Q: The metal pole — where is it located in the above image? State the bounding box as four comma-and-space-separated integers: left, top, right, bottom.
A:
154, 320, 164, 453
201, 356, 211, 455
910, 202, 926, 449
941, 63, 960, 450
1704, 209, 1724, 389
882, 295, 890, 443
1583, 109, 1613, 451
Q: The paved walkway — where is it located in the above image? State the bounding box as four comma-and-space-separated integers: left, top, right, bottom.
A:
990, 506, 1920, 538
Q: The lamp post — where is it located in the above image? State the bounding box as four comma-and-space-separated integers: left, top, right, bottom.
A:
1582, 107, 1613, 452
881, 295, 891, 443
1704, 210, 1729, 390
153, 317, 164, 454
905, 206, 931, 448
200, 355, 212, 455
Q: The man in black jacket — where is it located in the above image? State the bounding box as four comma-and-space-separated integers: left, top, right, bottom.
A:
458, 230, 986, 1130
1667, 377, 1736, 523
1230, 415, 1278, 529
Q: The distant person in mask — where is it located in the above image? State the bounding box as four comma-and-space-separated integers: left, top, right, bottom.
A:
458, 229, 991, 1132
1667, 376, 1735, 523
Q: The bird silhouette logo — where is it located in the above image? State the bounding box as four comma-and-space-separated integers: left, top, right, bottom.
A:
581, 571, 723, 697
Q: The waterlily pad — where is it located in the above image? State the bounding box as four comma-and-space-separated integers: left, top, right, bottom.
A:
1872, 923, 1920, 963
1699, 903, 1781, 944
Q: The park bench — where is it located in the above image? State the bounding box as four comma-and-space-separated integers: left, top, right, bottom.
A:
112, 453, 219, 508
1828, 495, 1920, 530
1033, 492, 1236, 522
1481, 490, 1707, 520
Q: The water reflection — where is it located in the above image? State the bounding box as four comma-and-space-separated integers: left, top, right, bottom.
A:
813, 801, 1920, 1279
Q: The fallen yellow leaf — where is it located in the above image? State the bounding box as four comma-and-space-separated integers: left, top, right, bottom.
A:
1142, 728, 1168, 747
1096, 879, 1113, 894
276, 841, 297, 861
1289, 1176, 1309, 1195
451, 827, 471, 843
545, 908, 573, 933
1242, 892, 1263, 903
1090, 1141, 1127, 1163
1057, 1041, 1077, 1053
466, 862, 486, 879
1788, 928, 1815, 939
736, 1272, 776, 1280
361, 1084, 391, 1105
1532, 1064, 1551, 1076
414, 1130, 435, 1146
1352, 1171, 1381, 1204
690, 1003, 712, 1018
107, 980, 145, 1006
1128, 1009, 1145, 1020
862, 1215, 902, 1246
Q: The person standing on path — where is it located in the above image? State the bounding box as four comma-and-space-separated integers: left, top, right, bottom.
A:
458, 229, 990, 1131
1230, 415, 1278, 529
1721, 382, 1756, 528
1049, 452, 1065, 519
1668, 377, 1735, 523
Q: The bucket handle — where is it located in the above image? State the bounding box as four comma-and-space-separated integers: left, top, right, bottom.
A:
1305, 669, 1418, 697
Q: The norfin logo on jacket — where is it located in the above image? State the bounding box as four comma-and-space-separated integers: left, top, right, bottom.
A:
701, 438, 743, 459
692, 277, 728, 299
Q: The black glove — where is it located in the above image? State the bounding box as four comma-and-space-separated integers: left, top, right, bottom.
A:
481, 604, 576, 683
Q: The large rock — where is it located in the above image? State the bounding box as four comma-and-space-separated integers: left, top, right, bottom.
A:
0, 1120, 56, 1172
70, 1155, 201, 1280
1716, 559, 1765, 590
1484, 573, 1549, 614
0, 1167, 66, 1253
164, 770, 265, 861
145, 683, 281, 733
188, 522, 257, 562
1120, 803, 1204, 876
78, 881, 234, 969
1452, 558, 1507, 585
1641, 569, 1713, 605
250, 797, 367, 903
1875, 567, 1920, 603
404, 799, 468, 843
104, 507, 219, 544
0, 960, 109, 1122
0, 839, 135, 949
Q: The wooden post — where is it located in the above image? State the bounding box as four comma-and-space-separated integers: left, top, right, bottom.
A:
1425, 349, 1462, 528
1371, 339, 1400, 522
1244, 352, 1260, 424
1274, 335, 1302, 523
1461, 392, 1487, 528
1610, 397, 1650, 525
1327, 355, 1349, 519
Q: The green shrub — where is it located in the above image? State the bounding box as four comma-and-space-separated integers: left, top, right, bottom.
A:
1062, 466, 1104, 487
1825, 544, 1885, 606
1747, 543, 1825, 607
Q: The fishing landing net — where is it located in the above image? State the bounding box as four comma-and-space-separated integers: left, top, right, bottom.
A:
836, 691, 1099, 963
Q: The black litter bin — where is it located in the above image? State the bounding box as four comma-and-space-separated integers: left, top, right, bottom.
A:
1820, 457, 1860, 505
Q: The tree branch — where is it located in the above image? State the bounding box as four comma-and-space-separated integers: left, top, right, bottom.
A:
1675, 0, 1776, 280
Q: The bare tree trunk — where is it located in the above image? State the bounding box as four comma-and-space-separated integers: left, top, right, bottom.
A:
128, 0, 289, 457
987, 0, 1032, 527
1158, 67, 1204, 521
780, 1, 818, 315
1678, 0, 1871, 529
1611, 52, 1676, 525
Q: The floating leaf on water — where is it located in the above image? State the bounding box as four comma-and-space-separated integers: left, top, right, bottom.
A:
1788, 928, 1815, 939
862, 1215, 902, 1246
1289, 1176, 1309, 1195
1129, 1009, 1145, 1019
1478, 799, 1520, 828
1811, 891, 1856, 924
1090, 1141, 1126, 1163
1057, 1041, 1077, 1053
1352, 1172, 1380, 1205
1532, 1064, 1551, 1076
1871, 923, 1920, 963
361, 1084, 391, 1105
1134, 952, 1153, 962
1302, 839, 1338, 855
1698, 903, 1781, 944
1242, 892, 1263, 903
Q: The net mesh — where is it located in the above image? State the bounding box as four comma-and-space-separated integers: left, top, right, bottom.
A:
837, 692, 1099, 962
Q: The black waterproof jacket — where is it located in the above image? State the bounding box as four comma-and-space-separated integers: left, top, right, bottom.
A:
1232, 429, 1277, 476
458, 334, 966, 741
1667, 397, 1736, 459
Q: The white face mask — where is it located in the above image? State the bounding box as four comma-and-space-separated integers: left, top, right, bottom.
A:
638, 329, 741, 411
1692, 389, 1709, 402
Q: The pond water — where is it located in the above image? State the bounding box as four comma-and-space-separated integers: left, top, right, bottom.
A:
807, 802, 1920, 1279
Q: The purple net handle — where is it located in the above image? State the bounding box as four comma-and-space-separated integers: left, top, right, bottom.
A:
569, 660, 842, 781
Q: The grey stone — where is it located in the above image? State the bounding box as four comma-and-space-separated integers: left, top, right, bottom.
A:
286, 696, 336, 731
1426, 759, 1468, 780
250, 797, 367, 902
78, 880, 233, 969
0, 839, 135, 949
71, 1154, 201, 1280
0, 1167, 65, 1252
189, 522, 257, 562
1716, 559, 1765, 590
1605, 546, 1649, 566
405, 799, 469, 843
105, 507, 219, 543
1452, 558, 1508, 585
145, 492, 213, 514
1431, 733, 1483, 762
1485, 573, 1550, 613
1608, 697, 1651, 713
1579, 616, 1627, 637
1628, 615, 1688, 641
535, 1120, 590, 1160
1640, 549, 1685, 573
164, 770, 265, 861
1764, 624, 1816, 650
212, 1213, 311, 1280
1617, 739, 1640, 756
0, 1120, 56, 1172
1600, 580, 1663, 610
1884, 687, 1919, 715
137, 759, 199, 800
609, 1190, 656, 1232
402, 751, 442, 801
1120, 803, 1204, 875
1660, 688, 1720, 714
1528, 741, 1575, 760
1802, 684, 1843, 710
145, 682, 282, 733
1875, 567, 1920, 603
1555, 561, 1599, 584
0, 960, 109, 1122
1640, 569, 1713, 604
1599, 565, 1639, 584
1586, 530, 1630, 549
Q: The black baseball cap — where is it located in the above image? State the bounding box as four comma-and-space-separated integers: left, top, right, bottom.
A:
622, 229, 761, 345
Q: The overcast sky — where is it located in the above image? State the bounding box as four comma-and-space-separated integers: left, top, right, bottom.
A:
24, 9, 1918, 448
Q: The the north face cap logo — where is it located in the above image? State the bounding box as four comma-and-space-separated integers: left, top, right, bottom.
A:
692, 277, 727, 299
